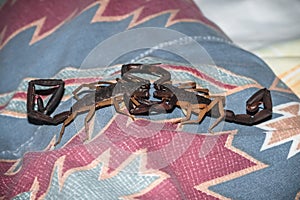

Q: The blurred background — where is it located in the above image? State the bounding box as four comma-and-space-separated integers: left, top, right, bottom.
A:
195, 0, 300, 96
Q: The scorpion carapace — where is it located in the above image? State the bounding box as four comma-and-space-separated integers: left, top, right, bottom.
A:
27, 64, 273, 146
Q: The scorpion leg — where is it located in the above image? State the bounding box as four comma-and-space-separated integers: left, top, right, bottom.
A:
178, 104, 208, 126
72, 82, 99, 100
83, 106, 96, 142
173, 102, 193, 124
207, 97, 226, 132
55, 104, 95, 146
178, 97, 226, 132
177, 82, 196, 89
112, 96, 135, 120
55, 112, 77, 146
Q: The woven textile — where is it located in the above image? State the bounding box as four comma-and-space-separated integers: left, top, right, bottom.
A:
0, 1, 299, 199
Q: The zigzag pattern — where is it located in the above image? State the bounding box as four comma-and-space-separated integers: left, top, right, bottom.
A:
0, 0, 219, 49
0, 0, 94, 48
0, 116, 267, 199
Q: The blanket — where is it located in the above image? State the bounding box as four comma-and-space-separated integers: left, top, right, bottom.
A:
0, 0, 299, 199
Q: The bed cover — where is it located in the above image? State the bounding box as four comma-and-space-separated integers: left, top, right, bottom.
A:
0, 0, 299, 199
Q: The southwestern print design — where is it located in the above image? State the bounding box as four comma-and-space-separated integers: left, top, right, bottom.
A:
1, 0, 299, 199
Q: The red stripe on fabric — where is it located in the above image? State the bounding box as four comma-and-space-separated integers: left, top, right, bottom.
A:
101, 0, 221, 29
0, 0, 224, 48
0, 0, 94, 46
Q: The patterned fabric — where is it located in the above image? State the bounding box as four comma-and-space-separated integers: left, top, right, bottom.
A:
254, 39, 300, 98
0, 0, 299, 199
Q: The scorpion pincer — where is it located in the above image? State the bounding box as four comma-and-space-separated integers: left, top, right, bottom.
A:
120, 63, 173, 115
